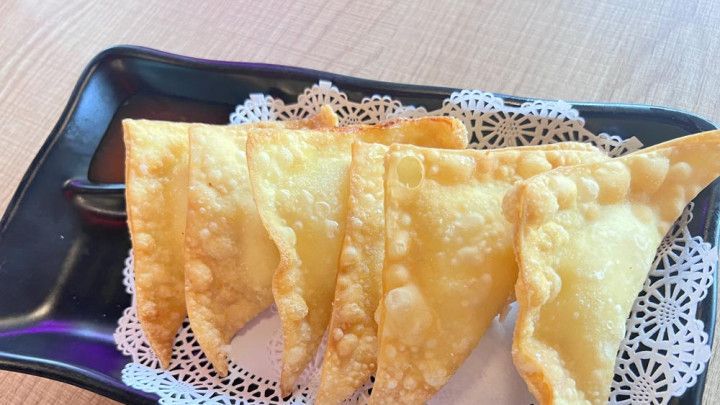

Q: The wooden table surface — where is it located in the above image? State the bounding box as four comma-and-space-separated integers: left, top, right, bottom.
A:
1, 0, 720, 403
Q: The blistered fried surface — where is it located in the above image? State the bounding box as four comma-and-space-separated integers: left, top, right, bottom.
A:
124, 119, 192, 368
350, 116, 468, 149
304, 104, 340, 129
185, 108, 338, 376
246, 117, 467, 394
125, 107, 338, 372
371, 144, 608, 405
511, 130, 720, 405
316, 142, 388, 404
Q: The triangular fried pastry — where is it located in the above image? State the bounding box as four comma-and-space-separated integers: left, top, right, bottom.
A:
246, 117, 468, 394
370, 143, 608, 405
510, 130, 720, 405
124, 120, 192, 368
124, 106, 337, 369
316, 142, 388, 404
184, 108, 338, 377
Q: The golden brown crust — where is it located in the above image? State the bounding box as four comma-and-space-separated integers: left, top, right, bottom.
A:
370, 143, 608, 405
316, 142, 387, 404
511, 130, 720, 405
185, 124, 271, 377
125, 107, 339, 372
343, 116, 469, 149
247, 128, 354, 395
123, 119, 192, 368
184, 110, 338, 377
303, 105, 340, 129
511, 179, 558, 405
245, 117, 468, 396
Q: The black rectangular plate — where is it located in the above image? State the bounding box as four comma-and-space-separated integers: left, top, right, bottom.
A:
0, 46, 716, 404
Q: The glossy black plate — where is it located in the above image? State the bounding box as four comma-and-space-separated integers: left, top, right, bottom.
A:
0, 46, 716, 404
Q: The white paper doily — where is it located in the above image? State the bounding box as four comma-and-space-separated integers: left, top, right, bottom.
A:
115, 81, 715, 404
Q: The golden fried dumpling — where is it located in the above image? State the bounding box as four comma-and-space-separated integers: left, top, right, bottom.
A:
510, 130, 720, 404
124, 106, 337, 369
371, 143, 608, 405
184, 107, 338, 377
124, 119, 193, 368
316, 142, 388, 404
246, 117, 468, 394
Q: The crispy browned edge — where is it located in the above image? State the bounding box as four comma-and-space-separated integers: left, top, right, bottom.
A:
183, 106, 339, 377
249, 119, 603, 396
510, 130, 720, 405
315, 141, 387, 404
245, 128, 322, 394
246, 116, 465, 395
121, 107, 340, 371
336, 116, 468, 148
122, 119, 179, 368
511, 177, 554, 404
368, 142, 606, 404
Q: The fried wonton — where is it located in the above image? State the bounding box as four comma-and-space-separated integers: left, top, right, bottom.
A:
370, 143, 608, 405
316, 142, 388, 404
184, 107, 338, 377
246, 117, 468, 394
124, 106, 337, 368
510, 130, 720, 404
124, 119, 193, 368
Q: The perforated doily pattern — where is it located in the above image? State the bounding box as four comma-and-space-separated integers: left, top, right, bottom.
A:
611, 204, 716, 403
115, 81, 714, 404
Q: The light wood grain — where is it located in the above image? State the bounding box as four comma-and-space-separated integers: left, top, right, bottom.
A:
1, 0, 719, 403
0, 371, 111, 404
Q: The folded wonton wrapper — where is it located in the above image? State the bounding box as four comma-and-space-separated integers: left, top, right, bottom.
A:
316, 142, 389, 404
124, 106, 337, 369
184, 107, 338, 377
246, 117, 468, 394
124, 120, 194, 367
510, 130, 720, 404
370, 143, 608, 404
